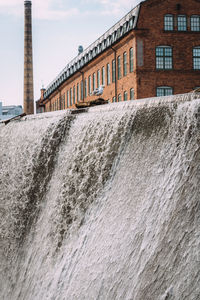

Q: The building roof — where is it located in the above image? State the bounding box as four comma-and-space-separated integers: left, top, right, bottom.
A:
43, 3, 141, 100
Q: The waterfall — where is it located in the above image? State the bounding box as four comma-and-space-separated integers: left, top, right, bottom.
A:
0, 93, 199, 300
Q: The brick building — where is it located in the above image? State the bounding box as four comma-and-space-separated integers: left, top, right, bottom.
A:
37, 0, 200, 112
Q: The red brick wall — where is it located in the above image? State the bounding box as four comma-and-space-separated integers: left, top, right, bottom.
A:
136, 0, 200, 99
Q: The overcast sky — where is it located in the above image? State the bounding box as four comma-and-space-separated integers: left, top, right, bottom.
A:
0, 0, 141, 107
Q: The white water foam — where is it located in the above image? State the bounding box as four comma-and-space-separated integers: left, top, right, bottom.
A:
0, 93, 199, 300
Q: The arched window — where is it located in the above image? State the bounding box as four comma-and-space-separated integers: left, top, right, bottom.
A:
164, 14, 174, 31
102, 66, 105, 85
118, 94, 122, 102
84, 79, 87, 98
112, 59, 116, 83
92, 73, 96, 91
81, 81, 84, 100
156, 86, 173, 97
77, 83, 79, 102
73, 85, 76, 104
177, 15, 187, 31
88, 75, 91, 95
129, 47, 134, 72
123, 52, 127, 76
156, 46, 173, 69
130, 88, 134, 100
107, 63, 110, 85
117, 56, 121, 79
124, 91, 128, 101
193, 47, 200, 70
191, 15, 200, 32
97, 70, 100, 88
70, 88, 72, 106
67, 90, 69, 107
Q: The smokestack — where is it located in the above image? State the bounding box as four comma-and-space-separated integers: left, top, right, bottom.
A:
24, 0, 34, 115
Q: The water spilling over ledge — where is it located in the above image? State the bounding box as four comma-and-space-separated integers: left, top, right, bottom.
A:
0, 93, 200, 300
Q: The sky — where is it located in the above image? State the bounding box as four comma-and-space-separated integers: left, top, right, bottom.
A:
0, 0, 141, 107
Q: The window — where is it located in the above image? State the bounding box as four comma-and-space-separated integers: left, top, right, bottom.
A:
191, 15, 200, 32
60, 96, 62, 110
112, 59, 116, 83
156, 86, 173, 97
112, 96, 116, 102
88, 75, 91, 95
63, 94, 65, 109
102, 66, 105, 85
81, 81, 84, 100
164, 14, 174, 31
177, 15, 187, 31
67, 90, 69, 107
107, 63, 110, 85
97, 70, 100, 88
117, 56, 121, 79
123, 52, 127, 76
124, 91, 128, 101
118, 94, 122, 102
156, 46, 172, 69
70, 88, 72, 106
130, 88, 134, 100
129, 47, 134, 72
73, 85, 76, 104
84, 79, 87, 97
77, 83, 79, 102
193, 47, 200, 70
92, 73, 96, 91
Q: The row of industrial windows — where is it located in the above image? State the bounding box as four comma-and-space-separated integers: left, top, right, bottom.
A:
47, 84, 200, 111
89, 48, 133, 92
156, 46, 200, 70
51, 87, 135, 111
48, 84, 200, 111
112, 88, 135, 103
51, 47, 134, 109
164, 15, 200, 31
87, 47, 133, 93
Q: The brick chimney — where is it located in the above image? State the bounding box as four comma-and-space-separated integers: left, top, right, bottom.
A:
24, 0, 34, 115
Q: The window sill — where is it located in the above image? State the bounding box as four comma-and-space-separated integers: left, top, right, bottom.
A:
156, 69, 173, 71
163, 30, 200, 34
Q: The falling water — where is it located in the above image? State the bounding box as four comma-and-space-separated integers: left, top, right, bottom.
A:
0, 93, 200, 300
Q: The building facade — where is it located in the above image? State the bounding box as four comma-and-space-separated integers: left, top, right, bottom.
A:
37, 0, 200, 112
0, 102, 23, 121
